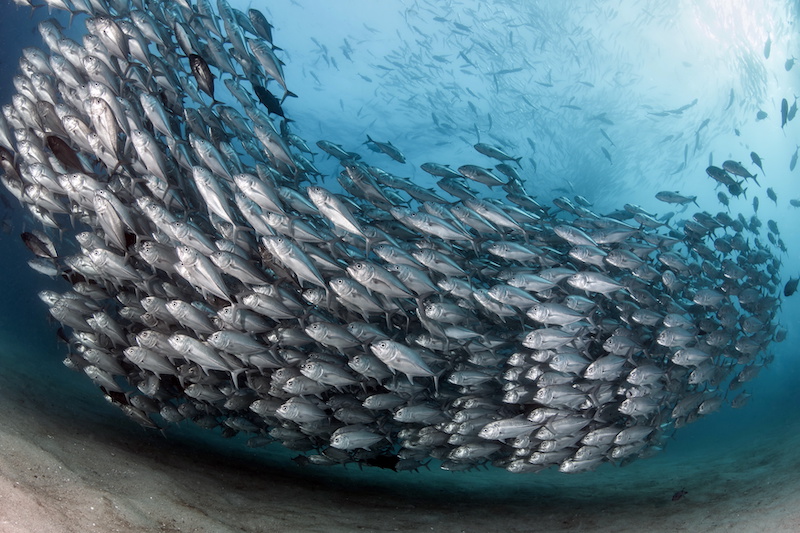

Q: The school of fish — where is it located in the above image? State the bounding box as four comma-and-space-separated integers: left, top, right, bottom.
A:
2, 0, 787, 474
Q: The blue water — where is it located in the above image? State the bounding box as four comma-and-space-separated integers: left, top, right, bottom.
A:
0, 1, 799, 530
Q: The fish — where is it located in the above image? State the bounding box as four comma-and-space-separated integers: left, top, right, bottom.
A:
457, 164, 507, 187
2, 0, 785, 477
785, 277, 799, 297
365, 135, 406, 163
781, 98, 788, 129
600, 129, 615, 147
369, 340, 436, 384
722, 160, 759, 186
253, 84, 290, 119
21, 231, 57, 258
788, 97, 798, 122
750, 152, 764, 174
473, 143, 522, 166
188, 54, 219, 104
655, 191, 698, 207
705, 166, 737, 188
420, 162, 463, 179
601, 146, 612, 164
767, 187, 778, 205
724, 88, 734, 110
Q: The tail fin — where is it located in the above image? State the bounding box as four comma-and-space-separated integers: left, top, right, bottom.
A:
281, 90, 298, 102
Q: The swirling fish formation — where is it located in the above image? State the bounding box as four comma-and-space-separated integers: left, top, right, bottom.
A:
3, 0, 785, 474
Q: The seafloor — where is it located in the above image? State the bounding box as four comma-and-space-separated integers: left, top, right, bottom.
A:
0, 250, 798, 533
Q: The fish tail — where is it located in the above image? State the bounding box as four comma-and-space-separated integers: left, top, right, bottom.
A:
280, 90, 298, 103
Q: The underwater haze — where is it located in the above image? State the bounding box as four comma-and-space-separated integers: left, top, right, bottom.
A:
0, 0, 799, 531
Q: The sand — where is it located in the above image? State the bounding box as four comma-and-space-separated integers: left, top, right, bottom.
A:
1, 337, 799, 533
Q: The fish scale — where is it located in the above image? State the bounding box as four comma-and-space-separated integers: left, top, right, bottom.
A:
1, 0, 786, 476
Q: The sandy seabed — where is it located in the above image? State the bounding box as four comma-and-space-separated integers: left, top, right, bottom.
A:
1, 355, 799, 533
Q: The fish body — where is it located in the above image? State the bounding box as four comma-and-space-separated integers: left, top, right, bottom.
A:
188, 54, 216, 101
781, 98, 788, 128
473, 143, 521, 166
785, 277, 799, 297
655, 191, 698, 206
369, 340, 435, 383
366, 135, 406, 163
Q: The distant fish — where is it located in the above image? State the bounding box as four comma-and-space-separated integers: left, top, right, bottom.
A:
724, 88, 734, 110
767, 187, 778, 205
750, 152, 764, 175
788, 97, 798, 122
600, 128, 615, 146
785, 277, 799, 297
589, 113, 614, 125
601, 146, 612, 164
490, 67, 523, 76
781, 98, 789, 129
764, 35, 771, 58
473, 143, 522, 167
756, 110, 767, 120
786, 56, 795, 71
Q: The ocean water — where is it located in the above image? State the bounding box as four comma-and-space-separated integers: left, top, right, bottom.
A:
0, 1, 799, 531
